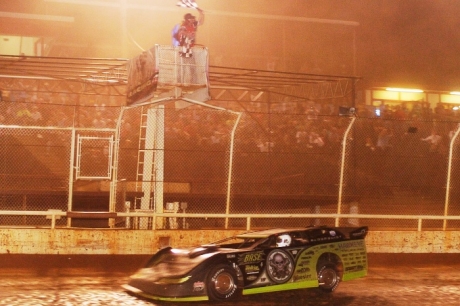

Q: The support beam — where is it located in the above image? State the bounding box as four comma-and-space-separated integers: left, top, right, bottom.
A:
0, 11, 74, 23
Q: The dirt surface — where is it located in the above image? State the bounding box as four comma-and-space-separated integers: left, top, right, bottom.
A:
1, 253, 460, 305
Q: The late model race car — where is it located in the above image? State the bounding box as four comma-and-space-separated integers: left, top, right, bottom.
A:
123, 225, 368, 302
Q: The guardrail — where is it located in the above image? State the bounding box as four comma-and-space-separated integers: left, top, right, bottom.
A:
1, 210, 460, 231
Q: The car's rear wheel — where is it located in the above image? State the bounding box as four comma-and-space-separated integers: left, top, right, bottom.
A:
207, 264, 240, 301
317, 263, 340, 292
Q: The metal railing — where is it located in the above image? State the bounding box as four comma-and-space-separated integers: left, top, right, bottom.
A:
1, 210, 460, 232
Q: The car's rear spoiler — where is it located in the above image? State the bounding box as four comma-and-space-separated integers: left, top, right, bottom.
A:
349, 226, 368, 239
337, 226, 368, 239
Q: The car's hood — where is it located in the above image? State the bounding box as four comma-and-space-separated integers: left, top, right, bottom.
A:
131, 245, 222, 282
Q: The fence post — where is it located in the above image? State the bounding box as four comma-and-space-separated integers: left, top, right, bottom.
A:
444, 123, 460, 230
336, 116, 356, 226
67, 128, 76, 227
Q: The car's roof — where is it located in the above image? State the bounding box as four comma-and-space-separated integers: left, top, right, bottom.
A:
236, 228, 306, 239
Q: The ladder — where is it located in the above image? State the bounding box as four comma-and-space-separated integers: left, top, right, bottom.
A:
134, 106, 154, 211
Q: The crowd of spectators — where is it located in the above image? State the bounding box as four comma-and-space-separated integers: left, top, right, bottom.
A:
0, 82, 123, 129
2, 78, 460, 198
2, 80, 459, 160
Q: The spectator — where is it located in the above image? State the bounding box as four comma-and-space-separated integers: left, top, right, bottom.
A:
376, 128, 392, 151
308, 131, 325, 148
30, 105, 43, 125
421, 129, 442, 153
15, 104, 32, 125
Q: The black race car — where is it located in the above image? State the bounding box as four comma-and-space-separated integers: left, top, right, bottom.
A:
123, 226, 368, 302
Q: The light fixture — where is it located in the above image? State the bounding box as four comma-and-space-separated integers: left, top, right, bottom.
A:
450, 91, 460, 95
386, 87, 424, 93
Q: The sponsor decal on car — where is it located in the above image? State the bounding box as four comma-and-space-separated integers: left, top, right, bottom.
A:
293, 266, 312, 282
345, 265, 364, 272
293, 273, 312, 282
238, 251, 265, 265
297, 260, 311, 267
245, 264, 260, 274
193, 281, 205, 291
338, 240, 364, 250
310, 235, 341, 243
266, 250, 294, 284
296, 267, 311, 274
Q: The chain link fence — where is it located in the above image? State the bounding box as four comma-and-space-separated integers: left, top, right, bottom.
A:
0, 75, 123, 226
112, 102, 460, 230
114, 103, 240, 229
346, 117, 460, 229
2, 64, 460, 230
2, 96, 460, 230
0, 124, 70, 226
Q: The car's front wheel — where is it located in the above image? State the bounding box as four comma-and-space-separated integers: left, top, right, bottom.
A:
207, 264, 240, 301
317, 263, 341, 292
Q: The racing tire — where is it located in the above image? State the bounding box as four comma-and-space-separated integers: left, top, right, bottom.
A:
317, 263, 341, 292
207, 264, 240, 301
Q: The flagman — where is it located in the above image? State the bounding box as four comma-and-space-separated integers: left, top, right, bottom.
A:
174, 0, 204, 57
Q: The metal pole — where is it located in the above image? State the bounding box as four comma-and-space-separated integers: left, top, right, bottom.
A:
153, 106, 165, 229
108, 106, 125, 227
225, 112, 243, 229
444, 124, 460, 230
67, 128, 76, 227
336, 116, 356, 226
352, 28, 357, 76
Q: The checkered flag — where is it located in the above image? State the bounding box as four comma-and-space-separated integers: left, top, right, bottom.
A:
176, 0, 199, 9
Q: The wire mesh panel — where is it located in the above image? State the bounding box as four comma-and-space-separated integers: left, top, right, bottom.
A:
0, 126, 71, 226
115, 103, 240, 229
112, 105, 460, 230
230, 112, 346, 228
0, 95, 122, 227
156, 45, 208, 87
444, 123, 460, 229
342, 117, 454, 229
3, 61, 460, 230
76, 135, 113, 179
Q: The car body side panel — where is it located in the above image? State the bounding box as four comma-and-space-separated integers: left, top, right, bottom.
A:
124, 254, 227, 301
337, 239, 368, 281
121, 284, 209, 302
239, 239, 367, 295
243, 279, 319, 295
293, 239, 367, 283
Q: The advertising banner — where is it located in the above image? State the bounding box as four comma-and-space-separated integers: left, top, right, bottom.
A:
126, 47, 158, 106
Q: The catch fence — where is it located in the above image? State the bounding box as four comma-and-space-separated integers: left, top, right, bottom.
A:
2, 98, 460, 230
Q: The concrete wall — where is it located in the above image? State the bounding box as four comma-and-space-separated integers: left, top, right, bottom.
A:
1, 229, 459, 254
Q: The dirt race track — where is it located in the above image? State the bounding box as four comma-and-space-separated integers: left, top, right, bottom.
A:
0, 253, 460, 306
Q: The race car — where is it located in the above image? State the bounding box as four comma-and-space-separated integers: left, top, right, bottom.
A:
122, 225, 368, 302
